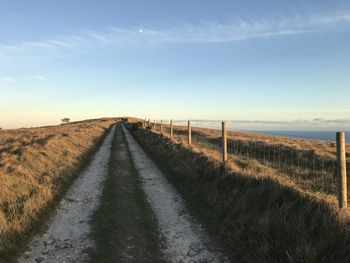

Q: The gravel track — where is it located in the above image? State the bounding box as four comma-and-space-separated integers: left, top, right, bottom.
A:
123, 125, 228, 263
18, 125, 115, 263
18, 124, 227, 263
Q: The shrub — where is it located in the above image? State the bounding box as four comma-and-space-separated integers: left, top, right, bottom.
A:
61, 118, 70, 124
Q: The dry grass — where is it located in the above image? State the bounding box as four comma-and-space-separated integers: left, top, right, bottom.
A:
157, 124, 350, 198
0, 118, 118, 260
130, 123, 350, 261
167, 124, 349, 158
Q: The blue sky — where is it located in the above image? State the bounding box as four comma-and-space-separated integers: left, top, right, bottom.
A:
1, 0, 350, 130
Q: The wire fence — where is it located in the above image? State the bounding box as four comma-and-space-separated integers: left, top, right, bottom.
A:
142, 120, 350, 201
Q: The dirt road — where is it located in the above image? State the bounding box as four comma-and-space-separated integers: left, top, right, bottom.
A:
123, 125, 227, 263
18, 124, 226, 262
89, 124, 164, 262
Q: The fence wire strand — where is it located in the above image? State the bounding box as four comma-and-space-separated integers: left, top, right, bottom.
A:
145, 121, 348, 197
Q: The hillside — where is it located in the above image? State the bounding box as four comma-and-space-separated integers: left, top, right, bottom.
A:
129, 121, 350, 261
0, 118, 118, 260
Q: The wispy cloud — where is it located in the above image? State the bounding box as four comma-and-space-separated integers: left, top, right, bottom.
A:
33, 75, 47, 80
0, 76, 16, 82
182, 118, 350, 131
232, 118, 350, 125
189, 118, 350, 125
1, 11, 350, 61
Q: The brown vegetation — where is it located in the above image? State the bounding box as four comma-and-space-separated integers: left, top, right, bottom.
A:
129, 123, 350, 262
169, 124, 349, 159
0, 118, 118, 260
160, 124, 349, 199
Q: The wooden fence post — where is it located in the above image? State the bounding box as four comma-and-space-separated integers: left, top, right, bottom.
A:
188, 120, 192, 146
337, 132, 347, 209
222, 121, 228, 163
170, 120, 173, 140
160, 120, 163, 135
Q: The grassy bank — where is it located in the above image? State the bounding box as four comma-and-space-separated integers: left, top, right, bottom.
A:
129, 124, 350, 262
167, 124, 349, 159
157, 124, 350, 200
0, 118, 118, 261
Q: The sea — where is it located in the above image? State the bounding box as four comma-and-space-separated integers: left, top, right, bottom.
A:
173, 120, 350, 143
250, 131, 350, 143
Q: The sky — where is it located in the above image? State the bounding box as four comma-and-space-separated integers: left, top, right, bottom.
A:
1, 0, 350, 130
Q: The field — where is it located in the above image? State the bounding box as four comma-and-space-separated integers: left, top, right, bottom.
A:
158, 123, 350, 200
0, 118, 118, 260
131, 122, 350, 261
2, 118, 350, 262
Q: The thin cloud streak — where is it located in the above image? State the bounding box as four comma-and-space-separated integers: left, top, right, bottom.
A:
0, 77, 16, 82
187, 118, 350, 125
177, 118, 350, 131
1, 11, 350, 61
33, 75, 47, 80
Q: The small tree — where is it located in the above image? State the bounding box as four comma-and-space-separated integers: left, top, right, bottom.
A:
61, 118, 70, 124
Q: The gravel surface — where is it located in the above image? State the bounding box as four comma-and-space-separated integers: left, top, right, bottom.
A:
123, 125, 228, 263
18, 124, 227, 263
18, 125, 115, 263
